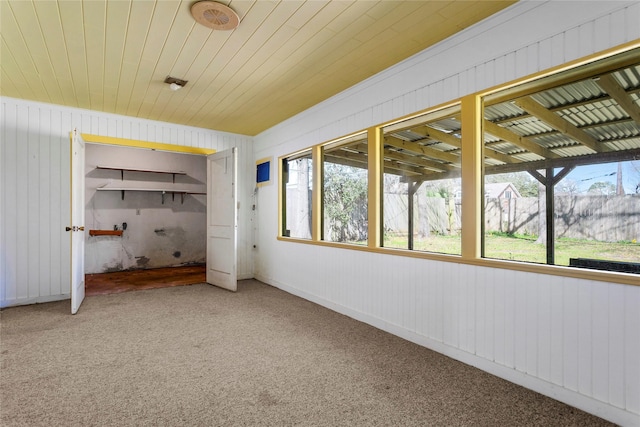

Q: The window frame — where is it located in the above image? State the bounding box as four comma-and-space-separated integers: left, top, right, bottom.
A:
277, 40, 640, 287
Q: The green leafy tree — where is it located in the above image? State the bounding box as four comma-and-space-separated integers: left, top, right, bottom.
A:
324, 163, 368, 242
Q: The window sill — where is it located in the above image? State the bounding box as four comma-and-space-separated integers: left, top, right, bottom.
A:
277, 236, 639, 286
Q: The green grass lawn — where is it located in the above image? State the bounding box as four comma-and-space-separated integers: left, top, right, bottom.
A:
384, 232, 640, 266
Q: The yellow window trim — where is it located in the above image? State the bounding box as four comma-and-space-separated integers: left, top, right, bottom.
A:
277, 40, 640, 287
81, 133, 216, 155
276, 236, 639, 287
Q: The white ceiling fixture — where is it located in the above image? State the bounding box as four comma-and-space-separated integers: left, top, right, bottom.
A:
191, 1, 240, 31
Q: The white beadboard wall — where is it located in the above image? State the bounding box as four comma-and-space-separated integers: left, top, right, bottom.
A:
1, 97, 255, 308
253, 2, 640, 426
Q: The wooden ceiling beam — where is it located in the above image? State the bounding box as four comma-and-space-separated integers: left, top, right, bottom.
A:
492, 86, 640, 126
324, 154, 368, 170
418, 125, 463, 148
325, 151, 424, 178
384, 159, 433, 177
384, 135, 460, 164
483, 120, 560, 159
596, 74, 640, 125
484, 146, 520, 164
513, 96, 607, 153
383, 149, 457, 172
485, 147, 640, 175
403, 169, 461, 183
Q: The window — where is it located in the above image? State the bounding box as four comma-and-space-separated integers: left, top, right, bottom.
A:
381, 105, 462, 255
482, 50, 640, 272
322, 133, 369, 244
278, 45, 639, 281
282, 150, 313, 239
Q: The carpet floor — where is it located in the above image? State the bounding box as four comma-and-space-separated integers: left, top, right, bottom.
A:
1, 280, 612, 426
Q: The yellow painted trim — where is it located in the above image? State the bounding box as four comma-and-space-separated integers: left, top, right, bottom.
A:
378, 99, 463, 130
320, 129, 370, 149
477, 39, 640, 101
460, 95, 483, 260
367, 127, 383, 248
312, 145, 323, 241
277, 236, 639, 286
275, 41, 640, 287
278, 156, 284, 238
256, 157, 272, 165
81, 133, 216, 155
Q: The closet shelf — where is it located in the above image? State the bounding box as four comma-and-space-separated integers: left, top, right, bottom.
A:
96, 165, 187, 183
96, 186, 206, 204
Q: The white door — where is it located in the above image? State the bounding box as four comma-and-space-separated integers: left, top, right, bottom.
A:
70, 129, 86, 314
206, 148, 238, 291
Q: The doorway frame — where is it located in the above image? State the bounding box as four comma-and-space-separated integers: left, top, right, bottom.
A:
75, 133, 217, 301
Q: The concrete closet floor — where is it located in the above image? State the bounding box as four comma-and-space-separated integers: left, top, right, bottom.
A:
85, 265, 206, 296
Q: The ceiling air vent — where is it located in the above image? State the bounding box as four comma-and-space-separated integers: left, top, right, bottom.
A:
191, 1, 240, 31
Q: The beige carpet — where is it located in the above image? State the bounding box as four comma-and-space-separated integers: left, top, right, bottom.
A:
1, 280, 612, 426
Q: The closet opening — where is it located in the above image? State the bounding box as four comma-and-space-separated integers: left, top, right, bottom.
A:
84, 143, 208, 296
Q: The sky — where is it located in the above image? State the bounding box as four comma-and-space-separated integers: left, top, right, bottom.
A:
562, 160, 640, 194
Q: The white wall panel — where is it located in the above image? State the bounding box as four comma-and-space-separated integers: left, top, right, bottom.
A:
253, 2, 640, 425
624, 285, 640, 414
1, 97, 255, 307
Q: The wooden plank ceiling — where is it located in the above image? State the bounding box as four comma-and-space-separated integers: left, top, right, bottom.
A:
0, 0, 515, 136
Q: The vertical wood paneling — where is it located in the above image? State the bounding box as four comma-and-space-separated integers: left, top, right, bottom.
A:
16, 104, 28, 299
550, 33, 565, 66
484, 269, 495, 361
608, 284, 625, 408
49, 109, 63, 296
493, 268, 506, 365
525, 274, 538, 375
4, 1, 639, 423
503, 269, 517, 369
1, 97, 254, 306
38, 109, 51, 297
562, 277, 580, 391
475, 267, 487, 358
577, 20, 596, 60
624, 285, 640, 414
625, 3, 640, 42
537, 280, 552, 382
594, 13, 611, 53
442, 262, 456, 346
2, 103, 17, 301
433, 261, 444, 342
592, 282, 610, 402
253, 3, 640, 424
578, 281, 593, 396
0, 101, 5, 304
60, 111, 72, 295
549, 280, 564, 385
513, 271, 527, 372
27, 107, 40, 298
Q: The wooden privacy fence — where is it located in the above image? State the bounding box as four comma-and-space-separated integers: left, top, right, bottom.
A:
485, 194, 640, 242
384, 194, 640, 242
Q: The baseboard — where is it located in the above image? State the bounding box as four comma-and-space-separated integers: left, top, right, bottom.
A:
255, 274, 638, 427
1, 294, 70, 309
